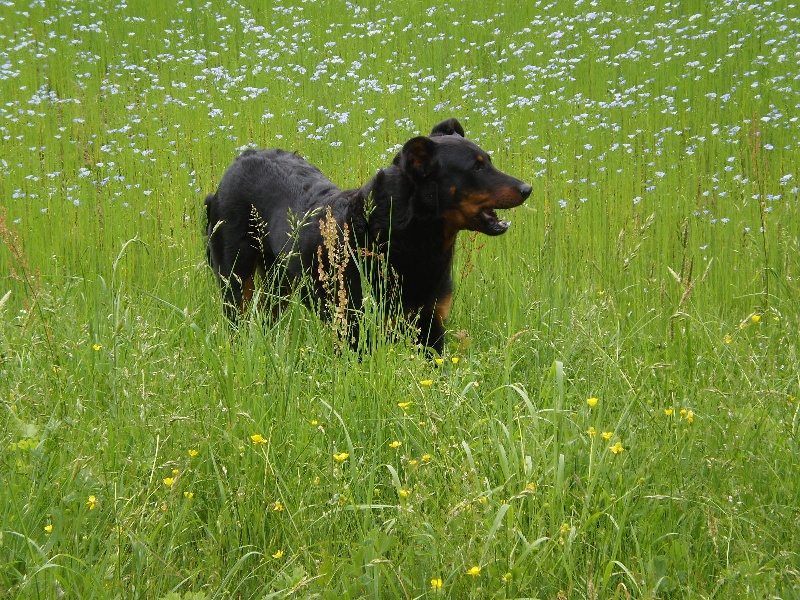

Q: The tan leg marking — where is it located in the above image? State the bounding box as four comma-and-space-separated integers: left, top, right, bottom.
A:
241, 272, 256, 312
434, 292, 453, 324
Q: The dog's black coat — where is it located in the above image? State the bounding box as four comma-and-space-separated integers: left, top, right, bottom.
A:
205, 118, 531, 354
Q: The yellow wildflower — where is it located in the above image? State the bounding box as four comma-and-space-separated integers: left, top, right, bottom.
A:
250, 434, 267, 445
664, 408, 674, 417
163, 477, 174, 487
421, 453, 432, 462
420, 379, 433, 387
451, 357, 459, 364
723, 334, 732, 344
398, 488, 411, 499
431, 577, 443, 590
86, 495, 97, 510
586, 397, 599, 408
272, 549, 284, 559
397, 401, 412, 410
273, 502, 284, 512
601, 431, 613, 441
389, 440, 402, 449
188, 448, 199, 457
685, 410, 694, 424
610, 441, 624, 455
466, 565, 481, 577
92, 344, 101, 352
44, 524, 53, 533
333, 452, 349, 462
751, 314, 761, 323
183, 491, 194, 499
586, 426, 596, 437
435, 358, 444, 366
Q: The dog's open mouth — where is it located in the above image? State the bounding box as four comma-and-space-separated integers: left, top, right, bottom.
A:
478, 208, 511, 235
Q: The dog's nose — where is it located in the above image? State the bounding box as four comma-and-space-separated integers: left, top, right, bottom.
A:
519, 183, 532, 199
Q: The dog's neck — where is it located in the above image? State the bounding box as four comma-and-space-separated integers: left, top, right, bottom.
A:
356, 166, 454, 248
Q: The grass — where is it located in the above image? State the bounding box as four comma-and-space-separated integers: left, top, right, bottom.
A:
1, 0, 799, 598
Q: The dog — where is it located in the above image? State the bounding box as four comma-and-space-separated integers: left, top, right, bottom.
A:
205, 117, 531, 354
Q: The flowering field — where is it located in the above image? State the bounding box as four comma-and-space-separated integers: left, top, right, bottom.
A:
1, 1, 799, 598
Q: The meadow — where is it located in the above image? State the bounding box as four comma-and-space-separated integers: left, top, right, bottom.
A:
1, 0, 799, 598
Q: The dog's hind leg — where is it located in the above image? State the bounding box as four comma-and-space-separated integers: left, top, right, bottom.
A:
219, 244, 262, 322
205, 193, 220, 266
207, 218, 263, 322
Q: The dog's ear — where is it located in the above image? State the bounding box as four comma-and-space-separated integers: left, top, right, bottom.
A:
430, 118, 465, 138
397, 136, 438, 179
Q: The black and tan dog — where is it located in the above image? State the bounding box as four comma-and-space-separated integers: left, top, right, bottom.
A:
205, 118, 530, 354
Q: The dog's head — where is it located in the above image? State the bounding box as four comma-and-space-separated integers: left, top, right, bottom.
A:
395, 118, 531, 237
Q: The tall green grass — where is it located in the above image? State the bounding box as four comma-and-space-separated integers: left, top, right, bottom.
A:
1, 1, 799, 598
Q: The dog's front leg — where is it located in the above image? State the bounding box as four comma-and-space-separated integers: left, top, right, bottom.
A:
417, 308, 446, 356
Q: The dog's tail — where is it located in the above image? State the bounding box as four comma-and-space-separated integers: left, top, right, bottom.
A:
204, 192, 219, 266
